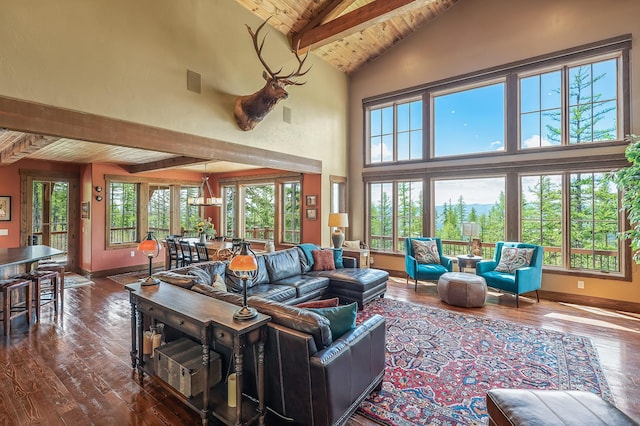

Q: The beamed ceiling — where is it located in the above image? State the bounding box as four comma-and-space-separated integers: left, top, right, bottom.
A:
0, 0, 461, 173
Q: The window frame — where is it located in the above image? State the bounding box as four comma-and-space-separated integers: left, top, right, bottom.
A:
361, 35, 631, 280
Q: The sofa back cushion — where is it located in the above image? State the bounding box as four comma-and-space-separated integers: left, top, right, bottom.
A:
226, 255, 269, 292
187, 261, 228, 286
264, 248, 302, 282
248, 296, 332, 349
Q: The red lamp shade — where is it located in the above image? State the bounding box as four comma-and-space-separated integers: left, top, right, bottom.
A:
137, 238, 160, 257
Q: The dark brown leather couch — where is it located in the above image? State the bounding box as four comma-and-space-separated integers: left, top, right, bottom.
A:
155, 272, 386, 426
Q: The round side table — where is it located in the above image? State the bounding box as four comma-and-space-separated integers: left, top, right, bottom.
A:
457, 255, 482, 272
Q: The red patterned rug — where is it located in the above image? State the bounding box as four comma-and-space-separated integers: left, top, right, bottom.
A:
357, 298, 612, 425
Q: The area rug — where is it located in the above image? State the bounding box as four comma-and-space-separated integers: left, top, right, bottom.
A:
356, 298, 612, 426
64, 272, 94, 289
107, 270, 148, 285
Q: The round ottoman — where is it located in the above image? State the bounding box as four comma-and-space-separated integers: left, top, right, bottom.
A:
437, 272, 487, 308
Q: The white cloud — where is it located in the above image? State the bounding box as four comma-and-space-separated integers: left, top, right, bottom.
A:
370, 142, 393, 162
434, 177, 505, 205
522, 134, 553, 148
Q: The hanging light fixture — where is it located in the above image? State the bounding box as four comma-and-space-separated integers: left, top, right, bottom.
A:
188, 165, 222, 206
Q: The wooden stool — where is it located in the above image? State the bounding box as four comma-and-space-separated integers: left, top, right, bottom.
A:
37, 261, 65, 311
0, 278, 32, 336
18, 270, 59, 321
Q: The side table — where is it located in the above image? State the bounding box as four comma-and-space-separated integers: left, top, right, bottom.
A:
457, 255, 482, 272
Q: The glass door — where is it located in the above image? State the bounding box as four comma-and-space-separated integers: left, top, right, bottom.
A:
32, 180, 69, 261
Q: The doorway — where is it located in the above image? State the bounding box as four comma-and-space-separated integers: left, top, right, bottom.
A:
20, 170, 80, 272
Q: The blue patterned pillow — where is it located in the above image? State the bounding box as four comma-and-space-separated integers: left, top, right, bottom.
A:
412, 239, 441, 264
495, 247, 534, 273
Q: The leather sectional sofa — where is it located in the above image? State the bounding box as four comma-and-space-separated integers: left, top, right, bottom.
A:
153, 246, 388, 426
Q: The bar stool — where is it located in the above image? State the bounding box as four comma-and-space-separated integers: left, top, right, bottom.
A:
18, 270, 60, 321
36, 261, 65, 311
0, 278, 32, 336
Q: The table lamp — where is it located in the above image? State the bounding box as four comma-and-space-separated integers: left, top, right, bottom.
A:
461, 222, 480, 257
228, 241, 258, 320
328, 213, 349, 249
137, 231, 161, 285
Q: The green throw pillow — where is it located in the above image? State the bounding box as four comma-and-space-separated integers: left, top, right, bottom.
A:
332, 247, 344, 268
308, 302, 357, 339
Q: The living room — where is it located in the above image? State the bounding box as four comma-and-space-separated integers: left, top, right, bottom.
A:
1, 0, 639, 424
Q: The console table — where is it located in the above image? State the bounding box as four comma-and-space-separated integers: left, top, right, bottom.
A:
125, 282, 270, 426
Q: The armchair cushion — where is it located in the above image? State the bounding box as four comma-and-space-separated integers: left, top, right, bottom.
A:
495, 247, 534, 273
412, 239, 441, 264
343, 240, 361, 249
308, 302, 358, 339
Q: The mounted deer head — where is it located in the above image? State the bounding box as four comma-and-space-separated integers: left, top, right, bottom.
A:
234, 18, 311, 131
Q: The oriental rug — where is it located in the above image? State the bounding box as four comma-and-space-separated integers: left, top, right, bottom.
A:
356, 298, 612, 426
107, 270, 148, 285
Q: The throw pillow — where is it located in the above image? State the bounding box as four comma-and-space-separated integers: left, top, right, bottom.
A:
152, 271, 196, 289
332, 248, 344, 269
295, 297, 340, 309
412, 239, 441, 264
495, 247, 535, 274
211, 274, 227, 292
298, 243, 319, 268
312, 249, 335, 271
308, 302, 357, 339
343, 240, 361, 249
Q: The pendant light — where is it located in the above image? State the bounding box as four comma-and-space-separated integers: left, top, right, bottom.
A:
188, 165, 222, 206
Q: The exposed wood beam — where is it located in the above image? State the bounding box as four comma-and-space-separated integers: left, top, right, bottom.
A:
0, 95, 322, 174
291, 0, 357, 50
295, 0, 427, 51
0, 133, 59, 164
124, 156, 209, 173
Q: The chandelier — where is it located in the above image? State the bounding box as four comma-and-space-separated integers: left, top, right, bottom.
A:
188, 175, 222, 206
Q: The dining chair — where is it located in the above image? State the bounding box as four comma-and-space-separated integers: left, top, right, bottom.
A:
179, 241, 194, 266
166, 238, 183, 269
194, 242, 210, 262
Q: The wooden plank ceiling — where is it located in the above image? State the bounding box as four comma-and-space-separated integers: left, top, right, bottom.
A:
0, 0, 460, 173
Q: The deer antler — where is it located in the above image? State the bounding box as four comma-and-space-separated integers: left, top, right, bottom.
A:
246, 17, 312, 85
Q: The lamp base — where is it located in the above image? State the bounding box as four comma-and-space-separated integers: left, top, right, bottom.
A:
331, 230, 345, 249
141, 276, 160, 286
233, 305, 258, 320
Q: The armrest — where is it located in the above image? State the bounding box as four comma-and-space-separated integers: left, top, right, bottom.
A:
406, 254, 419, 274
514, 266, 542, 291
440, 255, 453, 271
476, 260, 498, 275
342, 256, 358, 268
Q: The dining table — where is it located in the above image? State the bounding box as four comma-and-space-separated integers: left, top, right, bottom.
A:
0, 245, 64, 279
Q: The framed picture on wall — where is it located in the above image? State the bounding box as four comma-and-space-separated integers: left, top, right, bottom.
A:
306, 208, 317, 220
0, 196, 11, 221
306, 195, 317, 206
81, 201, 90, 219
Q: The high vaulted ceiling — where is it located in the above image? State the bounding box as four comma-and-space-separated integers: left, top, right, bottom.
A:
0, 0, 461, 172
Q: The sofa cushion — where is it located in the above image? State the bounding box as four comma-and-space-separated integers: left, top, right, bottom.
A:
264, 248, 302, 282
308, 268, 389, 292
153, 271, 197, 289
412, 239, 441, 264
296, 297, 340, 309
495, 247, 534, 273
246, 284, 297, 303
272, 274, 330, 298
191, 284, 243, 305
186, 261, 227, 286
226, 256, 269, 291
312, 249, 335, 271
308, 302, 357, 339
248, 296, 333, 349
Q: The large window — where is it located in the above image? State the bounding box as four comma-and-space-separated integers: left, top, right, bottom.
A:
221, 175, 302, 245
433, 82, 505, 156
362, 36, 629, 278
367, 99, 422, 164
148, 185, 170, 239
520, 57, 618, 148
109, 182, 138, 245
180, 186, 201, 236
369, 180, 423, 252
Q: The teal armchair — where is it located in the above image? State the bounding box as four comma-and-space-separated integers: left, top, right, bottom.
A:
405, 237, 453, 291
476, 242, 543, 308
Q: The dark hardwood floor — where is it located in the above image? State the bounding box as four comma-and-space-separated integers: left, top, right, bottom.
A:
1, 276, 639, 425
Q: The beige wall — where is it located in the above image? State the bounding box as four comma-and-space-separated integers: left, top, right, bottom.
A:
348, 0, 640, 303
0, 0, 348, 247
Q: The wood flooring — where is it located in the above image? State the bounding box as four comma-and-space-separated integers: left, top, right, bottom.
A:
1, 276, 639, 425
